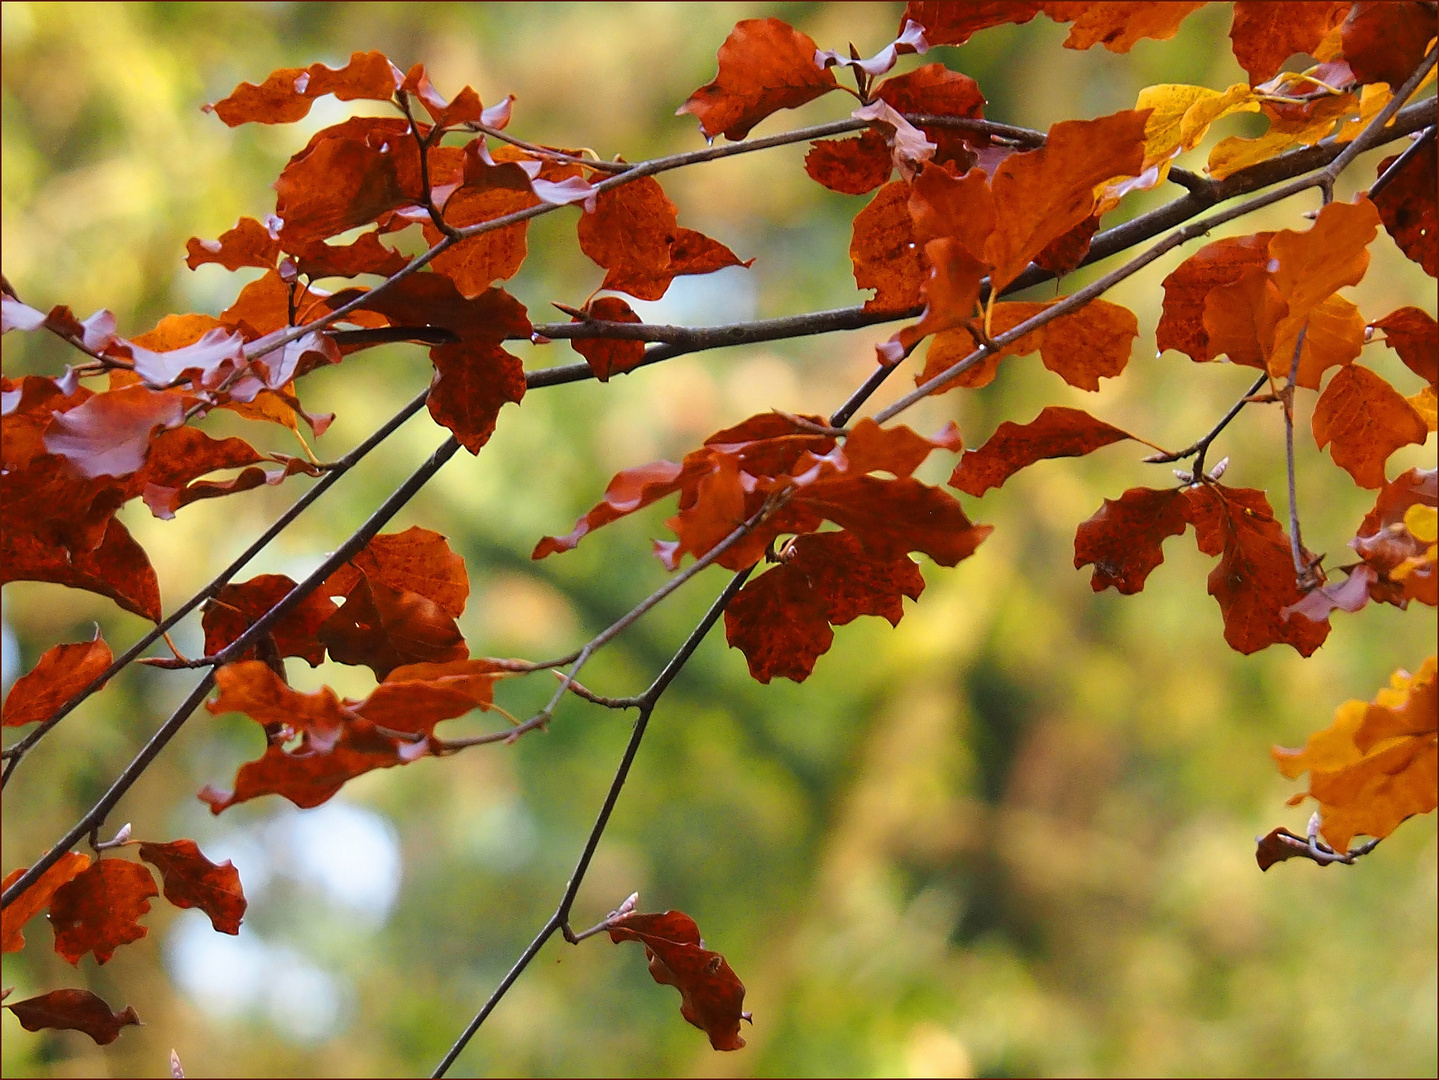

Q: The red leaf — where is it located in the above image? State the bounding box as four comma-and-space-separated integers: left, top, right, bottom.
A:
1228, 2, 1350, 84
42, 386, 189, 479
1373, 139, 1437, 278
678, 18, 838, 141
805, 131, 894, 195
427, 186, 534, 293
185, 216, 281, 271
272, 119, 411, 246
329, 526, 470, 617
1371, 307, 1438, 385
837, 417, 962, 478
1042, 2, 1208, 52
4, 988, 140, 1045
851, 180, 927, 314
1, 515, 161, 622
874, 64, 986, 169
208, 660, 347, 740
1034, 213, 1100, 276
571, 296, 645, 382
950, 406, 1133, 496
1157, 233, 1277, 361
1342, 2, 1435, 89
984, 110, 1148, 294
2, 632, 111, 728
608, 908, 750, 1051
577, 175, 677, 301
533, 460, 688, 559
1074, 487, 1192, 593
202, 575, 338, 667
356, 658, 512, 736
1350, 468, 1438, 608
1, 853, 92, 954
327, 274, 531, 345
318, 578, 467, 680
294, 230, 411, 280
427, 339, 527, 453
138, 840, 246, 935
48, 859, 158, 965
902, 2, 1043, 45
1312, 365, 1429, 488
724, 558, 833, 683
206, 51, 401, 126
1182, 484, 1329, 655
794, 475, 992, 566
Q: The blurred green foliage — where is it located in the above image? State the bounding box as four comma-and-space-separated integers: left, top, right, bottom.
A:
2, 3, 1434, 1077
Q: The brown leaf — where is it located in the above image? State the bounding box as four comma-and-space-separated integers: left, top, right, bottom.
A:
874, 64, 987, 169
901, 2, 1043, 45
1183, 484, 1329, 655
426, 186, 534, 293
185, 216, 281, 271
571, 296, 645, 382
1312, 365, 1429, 488
1371, 307, 1438, 385
294, 231, 411, 280
355, 658, 512, 736
805, 131, 895, 195
1342, 2, 1435, 89
851, 180, 926, 314
427, 339, 527, 453
794, 475, 993, 567
272, 117, 415, 246
208, 660, 347, 740
2, 632, 111, 728
1, 515, 161, 622
4, 988, 140, 1045
1228, 1, 1350, 83
950, 407, 1133, 496
678, 18, 838, 141
202, 575, 338, 667
1041, 2, 1207, 52
1, 853, 92, 954
48, 859, 158, 965
1074, 487, 1193, 594
533, 460, 688, 559
1372, 139, 1437, 277
1157, 233, 1277, 361
42, 386, 189, 479
328, 526, 470, 618
1274, 656, 1437, 852
608, 908, 750, 1051
328, 274, 531, 344
206, 51, 401, 126
1254, 826, 1315, 870
318, 578, 467, 680
138, 840, 246, 935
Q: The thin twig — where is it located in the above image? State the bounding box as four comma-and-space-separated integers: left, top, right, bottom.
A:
1143, 372, 1270, 473
1283, 324, 1312, 584
1367, 123, 1436, 200
431, 566, 754, 1078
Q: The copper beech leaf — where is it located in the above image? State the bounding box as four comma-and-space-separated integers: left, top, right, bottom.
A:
48, 859, 158, 965
1372, 307, 1438, 385
206, 51, 401, 126
950, 407, 1133, 497
1074, 487, 1192, 594
1274, 655, 1438, 853
1373, 139, 1437, 278
724, 531, 925, 683
427, 340, 527, 453
184, 216, 281, 271
1, 631, 111, 727
571, 296, 645, 381
1042, 2, 1207, 52
678, 18, 838, 141
201, 574, 338, 668
317, 578, 467, 680
137, 840, 246, 935
1312, 365, 1429, 488
608, 908, 751, 1051
901, 2, 1043, 45
1228, 1, 1350, 84
851, 180, 927, 314
1, 516, 161, 623
327, 526, 470, 618
1, 853, 91, 954
1348, 468, 1439, 608
3, 989, 140, 1046
1342, 1, 1436, 90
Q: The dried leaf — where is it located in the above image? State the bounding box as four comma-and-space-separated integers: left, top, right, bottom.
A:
851, 180, 926, 314
1372, 139, 1437, 277
1312, 365, 1429, 489
2, 632, 111, 727
4, 988, 140, 1045
1042, 2, 1207, 52
950, 407, 1133, 496
1342, 1, 1436, 89
1, 853, 92, 954
48, 859, 158, 965
571, 296, 645, 382
138, 840, 246, 935
1371, 307, 1438, 384
1228, 1, 1350, 84
427, 339, 527, 453
901, 2, 1043, 45
207, 52, 400, 126
1074, 487, 1193, 593
202, 575, 338, 667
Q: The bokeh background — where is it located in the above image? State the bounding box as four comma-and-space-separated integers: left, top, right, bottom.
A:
2, 3, 1435, 1076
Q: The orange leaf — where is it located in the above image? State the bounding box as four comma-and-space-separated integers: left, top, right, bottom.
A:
950, 406, 1133, 496
427, 339, 527, 453
1074, 487, 1193, 594
1157, 233, 1276, 361
329, 526, 470, 618
874, 64, 987, 169
208, 660, 348, 740
1342, 1, 1436, 90
42, 385, 189, 480
272, 118, 413, 246
1, 516, 161, 623
317, 577, 467, 680
1274, 656, 1438, 852
984, 110, 1148, 293
48, 859, 158, 965
1371, 307, 1438, 385
1227, 1, 1350, 84
1041, 2, 1207, 53
1312, 365, 1429, 489
1, 853, 91, 954
532, 460, 688, 559
678, 18, 838, 141
205, 51, 400, 126
804, 130, 894, 195
428, 186, 534, 293
184, 216, 281, 271
851, 180, 926, 314
608, 908, 751, 1050
2, 632, 111, 728
138, 840, 247, 935
571, 296, 645, 382
901, 2, 1042, 45
4, 988, 140, 1046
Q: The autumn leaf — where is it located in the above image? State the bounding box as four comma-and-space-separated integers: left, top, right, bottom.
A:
1312, 365, 1429, 489
318, 578, 467, 680
206, 51, 401, 126
1, 853, 92, 954
138, 840, 247, 935
950, 407, 1134, 496
2, 631, 111, 727
1372, 139, 1437, 278
185, 216, 281, 271
427, 339, 528, 453
1042, 2, 1207, 53
570, 296, 645, 382
327, 526, 470, 618
1, 515, 162, 623
608, 906, 751, 1051
4, 989, 140, 1046
901, 2, 1042, 46
1227, 2, 1350, 84
1157, 233, 1277, 362
42, 386, 189, 480
1274, 656, 1438, 853
678, 18, 838, 141
1349, 469, 1438, 608
1371, 307, 1438, 385
1074, 487, 1193, 594
1341, 2, 1436, 90
48, 859, 158, 965
851, 180, 927, 314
